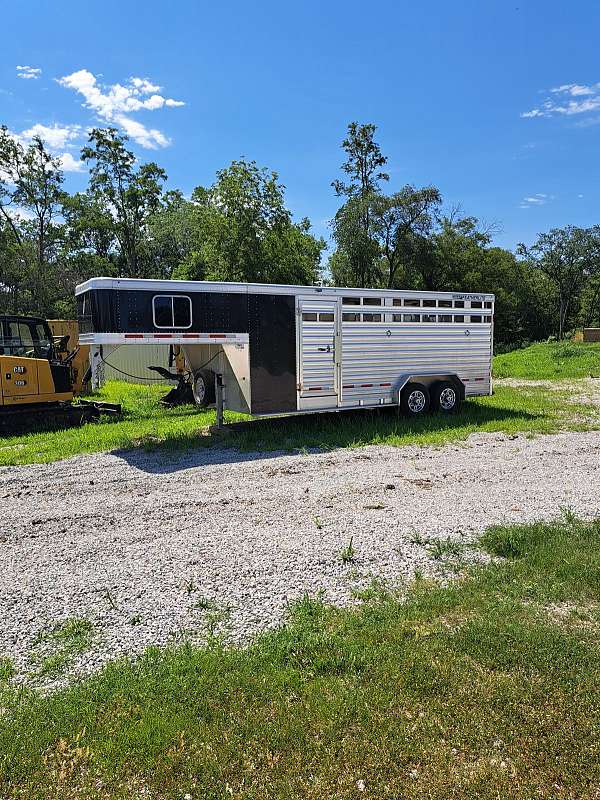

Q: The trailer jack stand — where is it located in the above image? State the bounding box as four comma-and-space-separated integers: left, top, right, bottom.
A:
215, 373, 224, 430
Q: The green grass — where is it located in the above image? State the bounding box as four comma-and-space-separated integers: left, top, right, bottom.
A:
1, 515, 599, 799
0, 381, 245, 466
0, 378, 597, 466
494, 340, 600, 380
1, 340, 599, 466
30, 618, 95, 680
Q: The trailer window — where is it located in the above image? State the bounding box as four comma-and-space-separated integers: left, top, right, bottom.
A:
422, 314, 437, 322
439, 314, 452, 322
485, 301, 493, 309
470, 315, 483, 323
319, 313, 334, 322
454, 300, 465, 308
363, 313, 382, 322
485, 315, 492, 323
403, 313, 420, 322
342, 297, 360, 305
404, 298, 420, 307
392, 314, 402, 322
454, 315, 465, 323
343, 312, 360, 322
392, 298, 403, 306
438, 300, 452, 308
302, 312, 317, 322
153, 295, 192, 329
363, 297, 382, 306
471, 301, 483, 309
423, 299, 436, 308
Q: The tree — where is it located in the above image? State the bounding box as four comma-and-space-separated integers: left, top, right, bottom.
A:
0, 126, 66, 314
517, 227, 590, 339
329, 195, 382, 287
81, 128, 166, 278
330, 122, 389, 288
579, 225, 600, 329
332, 122, 389, 199
369, 186, 442, 288
169, 159, 325, 285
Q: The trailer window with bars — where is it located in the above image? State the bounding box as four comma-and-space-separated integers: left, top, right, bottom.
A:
152, 295, 192, 329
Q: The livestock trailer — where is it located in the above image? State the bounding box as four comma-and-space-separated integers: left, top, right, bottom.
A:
75, 278, 494, 418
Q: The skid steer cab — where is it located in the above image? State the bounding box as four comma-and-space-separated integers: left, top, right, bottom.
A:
0, 315, 120, 434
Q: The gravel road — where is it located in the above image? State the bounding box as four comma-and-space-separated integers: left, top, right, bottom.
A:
1, 429, 599, 684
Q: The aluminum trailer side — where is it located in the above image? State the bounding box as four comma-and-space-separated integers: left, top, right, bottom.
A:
75, 278, 494, 419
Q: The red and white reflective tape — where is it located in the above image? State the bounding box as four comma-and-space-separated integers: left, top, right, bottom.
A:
123, 332, 241, 341
342, 382, 393, 389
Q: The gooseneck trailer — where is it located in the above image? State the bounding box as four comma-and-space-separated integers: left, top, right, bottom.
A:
76, 278, 494, 420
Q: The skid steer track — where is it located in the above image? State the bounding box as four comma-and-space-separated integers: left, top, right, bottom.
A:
0, 401, 121, 436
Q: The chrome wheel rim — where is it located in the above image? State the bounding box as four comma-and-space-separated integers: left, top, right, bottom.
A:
193, 376, 206, 405
407, 390, 426, 413
439, 387, 456, 410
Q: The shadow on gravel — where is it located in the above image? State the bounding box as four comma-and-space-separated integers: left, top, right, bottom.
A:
114, 401, 539, 475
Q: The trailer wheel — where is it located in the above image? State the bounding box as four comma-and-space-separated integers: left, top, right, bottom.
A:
192, 370, 216, 407
401, 382, 430, 416
431, 381, 461, 414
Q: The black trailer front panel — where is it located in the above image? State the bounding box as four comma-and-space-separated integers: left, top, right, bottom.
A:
77, 288, 248, 335
76, 286, 298, 415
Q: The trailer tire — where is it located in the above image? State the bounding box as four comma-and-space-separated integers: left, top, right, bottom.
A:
431, 380, 461, 414
401, 382, 430, 416
192, 370, 216, 407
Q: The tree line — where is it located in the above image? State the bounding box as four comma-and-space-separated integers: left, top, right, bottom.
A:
1, 121, 599, 347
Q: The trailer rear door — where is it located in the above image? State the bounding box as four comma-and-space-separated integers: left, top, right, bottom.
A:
297, 298, 340, 408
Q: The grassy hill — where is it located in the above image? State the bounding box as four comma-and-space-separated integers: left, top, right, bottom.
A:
493, 341, 600, 380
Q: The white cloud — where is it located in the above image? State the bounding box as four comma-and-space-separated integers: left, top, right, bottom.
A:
57, 69, 185, 148
58, 152, 84, 172
16, 65, 41, 80
518, 193, 554, 209
522, 82, 600, 118
115, 114, 169, 149
20, 123, 82, 150
3, 125, 85, 174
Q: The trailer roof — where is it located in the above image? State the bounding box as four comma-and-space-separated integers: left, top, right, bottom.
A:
75, 276, 494, 301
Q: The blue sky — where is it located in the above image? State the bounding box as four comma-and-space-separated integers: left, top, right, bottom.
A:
1, 0, 599, 253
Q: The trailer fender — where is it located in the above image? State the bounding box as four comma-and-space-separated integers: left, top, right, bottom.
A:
391, 374, 465, 405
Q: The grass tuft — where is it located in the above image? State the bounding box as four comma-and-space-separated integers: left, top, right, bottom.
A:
30, 618, 95, 679
340, 536, 356, 563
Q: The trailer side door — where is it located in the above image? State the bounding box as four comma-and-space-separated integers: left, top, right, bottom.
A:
297, 297, 340, 409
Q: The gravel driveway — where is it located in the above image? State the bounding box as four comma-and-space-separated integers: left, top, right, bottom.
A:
1, 429, 599, 684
